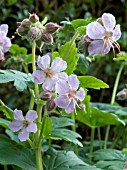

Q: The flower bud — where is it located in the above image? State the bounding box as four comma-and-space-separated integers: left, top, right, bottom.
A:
41, 32, 53, 43
16, 26, 28, 36
97, 18, 103, 25
28, 27, 42, 40
39, 91, 52, 99
84, 35, 91, 42
45, 22, 61, 34
46, 99, 56, 112
21, 19, 31, 28
116, 88, 127, 100
29, 13, 39, 23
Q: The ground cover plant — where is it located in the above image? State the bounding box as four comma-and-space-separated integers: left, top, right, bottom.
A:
1, 1, 127, 170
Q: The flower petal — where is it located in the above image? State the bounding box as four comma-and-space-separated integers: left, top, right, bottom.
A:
27, 122, 37, 133
14, 109, 24, 120
2, 37, 11, 52
86, 22, 105, 39
102, 13, 116, 32
51, 57, 67, 73
9, 120, 23, 132
76, 87, 85, 101
37, 55, 50, 70
113, 24, 121, 41
55, 95, 69, 108
33, 70, 45, 84
26, 110, 38, 122
0, 51, 4, 60
88, 40, 111, 56
68, 74, 79, 91
42, 78, 56, 91
65, 99, 75, 114
0, 24, 8, 35
58, 72, 68, 81
18, 129, 29, 141
55, 80, 70, 94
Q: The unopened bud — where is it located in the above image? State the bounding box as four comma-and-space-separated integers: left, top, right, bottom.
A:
28, 27, 41, 40
29, 13, 39, 23
46, 99, 56, 112
116, 88, 127, 100
41, 32, 53, 43
45, 22, 61, 34
18, 58, 24, 63
21, 19, 31, 28
16, 26, 28, 36
39, 91, 52, 99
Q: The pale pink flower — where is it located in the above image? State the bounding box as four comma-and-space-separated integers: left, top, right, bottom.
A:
9, 109, 38, 142
86, 13, 121, 57
33, 54, 67, 91
0, 24, 11, 60
55, 74, 85, 114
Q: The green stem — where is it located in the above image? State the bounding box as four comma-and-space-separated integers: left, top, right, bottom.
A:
71, 111, 78, 155
97, 127, 102, 149
63, 32, 79, 60
32, 40, 39, 97
29, 89, 35, 110
89, 128, 95, 162
104, 62, 125, 149
4, 165, 8, 170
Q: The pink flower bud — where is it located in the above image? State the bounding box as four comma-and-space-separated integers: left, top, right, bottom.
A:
16, 26, 28, 36
21, 19, 31, 28
84, 35, 91, 42
29, 13, 39, 23
116, 89, 127, 100
39, 91, 52, 99
45, 22, 61, 34
41, 32, 53, 43
28, 27, 41, 40
46, 99, 56, 112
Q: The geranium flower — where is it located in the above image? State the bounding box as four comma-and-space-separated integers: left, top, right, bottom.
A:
86, 13, 121, 57
9, 109, 38, 141
0, 24, 11, 60
33, 54, 67, 91
54, 74, 85, 114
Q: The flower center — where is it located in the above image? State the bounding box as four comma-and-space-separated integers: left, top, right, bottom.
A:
23, 120, 29, 128
68, 90, 76, 99
104, 32, 112, 41
44, 68, 54, 78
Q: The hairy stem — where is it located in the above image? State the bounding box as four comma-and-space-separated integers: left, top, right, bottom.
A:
104, 62, 125, 149
97, 127, 102, 149
4, 165, 8, 170
89, 128, 95, 162
71, 111, 78, 155
32, 40, 39, 97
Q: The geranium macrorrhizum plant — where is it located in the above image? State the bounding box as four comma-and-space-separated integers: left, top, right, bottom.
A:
0, 12, 126, 170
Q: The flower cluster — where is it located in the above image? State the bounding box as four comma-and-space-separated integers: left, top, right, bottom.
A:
16, 13, 61, 44
85, 13, 121, 58
33, 54, 85, 114
0, 24, 11, 60
9, 109, 38, 141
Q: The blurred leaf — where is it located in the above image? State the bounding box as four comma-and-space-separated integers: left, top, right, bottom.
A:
0, 134, 36, 170
93, 149, 127, 170
0, 118, 10, 128
0, 100, 14, 119
43, 148, 100, 170
76, 54, 89, 74
71, 18, 92, 29
78, 76, 109, 89
0, 70, 34, 91
42, 116, 52, 138
52, 42, 79, 75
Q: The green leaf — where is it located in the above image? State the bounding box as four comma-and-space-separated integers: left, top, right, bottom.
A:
0, 118, 10, 128
43, 148, 100, 170
93, 149, 127, 170
78, 76, 109, 89
52, 42, 79, 75
42, 116, 52, 138
76, 54, 89, 74
51, 129, 83, 147
0, 100, 14, 119
51, 116, 74, 128
71, 18, 92, 29
10, 44, 27, 57
0, 134, 36, 170
0, 70, 34, 91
